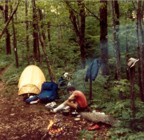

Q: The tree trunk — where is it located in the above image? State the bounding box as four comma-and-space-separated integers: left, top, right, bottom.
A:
137, 1, 144, 101
11, 4, 19, 68
39, 35, 55, 82
128, 67, 136, 118
100, 0, 108, 75
25, 0, 30, 64
125, 24, 130, 80
77, 0, 86, 68
111, 0, 121, 80
38, 8, 55, 82
4, 0, 11, 54
0, 0, 20, 39
65, 0, 86, 68
38, 8, 46, 40
112, 0, 122, 101
47, 21, 51, 50
32, 0, 40, 61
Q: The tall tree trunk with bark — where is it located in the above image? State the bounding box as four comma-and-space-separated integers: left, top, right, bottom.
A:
39, 34, 55, 82
5, 0, 11, 54
25, 0, 30, 64
38, 8, 46, 41
112, 0, 121, 80
32, 0, 40, 61
11, 4, 19, 68
77, 0, 86, 68
125, 24, 130, 79
0, 0, 20, 39
65, 0, 86, 68
137, 1, 144, 101
100, 0, 108, 75
37, 8, 55, 82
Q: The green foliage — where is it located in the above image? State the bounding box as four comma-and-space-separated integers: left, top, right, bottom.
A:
106, 100, 131, 118
72, 67, 88, 92
125, 132, 144, 140
119, 1, 134, 15
109, 122, 144, 140
87, 73, 144, 140
0, 55, 13, 69
0, 1, 144, 139
135, 101, 144, 119
78, 129, 95, 140
2, 64, 23, 85
111, 79, 130, 98
92, 75, 110, 99
107, 99, 144, 139
109, 127, 132, 140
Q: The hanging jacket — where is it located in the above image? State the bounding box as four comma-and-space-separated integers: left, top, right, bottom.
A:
85, 59, 101, 81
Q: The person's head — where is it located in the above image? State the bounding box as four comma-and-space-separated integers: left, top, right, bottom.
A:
67, 86, 75, 94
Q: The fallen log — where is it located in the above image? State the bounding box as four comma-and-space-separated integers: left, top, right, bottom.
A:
80, 111, 118, 126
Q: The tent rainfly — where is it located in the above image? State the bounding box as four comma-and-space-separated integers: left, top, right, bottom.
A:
18, 65, 46, 95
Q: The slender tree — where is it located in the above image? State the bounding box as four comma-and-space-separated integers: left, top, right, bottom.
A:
4, 0, 11, 54
100, 0, 108, 75
47, 21, 51, 50
136, 1, 144, 101
111, 0, 121, 80
0, 0, 20, 39
32, 0, 40, 61
11, 3, 19, 68
64, 0, 86, 68
38, 8, 46, 41
36, 6, 55, 81
25, 0, 30, 64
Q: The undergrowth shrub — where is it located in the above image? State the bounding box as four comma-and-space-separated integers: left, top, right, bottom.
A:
124, 132, 144, 140
111, 79, 130, 99
2, 64, 24, 85
87, 75, 144, 140
108, 99, 144, 139
72, 67, 88, 92
89, 74, 112, 109
0, 55, 13, 69
78, 129, 95, 140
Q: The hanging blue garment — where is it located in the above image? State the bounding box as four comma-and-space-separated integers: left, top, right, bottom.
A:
85, 59, 101, 81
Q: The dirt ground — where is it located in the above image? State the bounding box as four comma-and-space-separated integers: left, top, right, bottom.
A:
0, 69, 110, 140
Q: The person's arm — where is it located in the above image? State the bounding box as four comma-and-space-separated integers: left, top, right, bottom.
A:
68, 93, 75, 101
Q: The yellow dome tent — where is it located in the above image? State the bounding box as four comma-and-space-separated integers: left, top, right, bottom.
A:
18, 65, 46, 95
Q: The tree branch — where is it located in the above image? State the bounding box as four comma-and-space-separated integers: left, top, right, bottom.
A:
84, 5, 100, 21
63, 0, 79, 14
0, 0, 20, 39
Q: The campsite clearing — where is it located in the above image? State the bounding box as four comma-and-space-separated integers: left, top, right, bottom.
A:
0, 92, 110, 140
0, 72, 110, 140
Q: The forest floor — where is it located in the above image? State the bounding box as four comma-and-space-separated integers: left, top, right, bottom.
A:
0, 68, 111, 140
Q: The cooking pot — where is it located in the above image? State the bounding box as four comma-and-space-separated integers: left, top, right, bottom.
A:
62, 110, 70, 116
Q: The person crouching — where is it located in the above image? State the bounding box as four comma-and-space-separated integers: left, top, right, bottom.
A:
52, 86, 88, 113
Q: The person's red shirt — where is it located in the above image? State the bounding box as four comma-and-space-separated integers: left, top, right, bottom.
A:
73, 90, 88, 108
